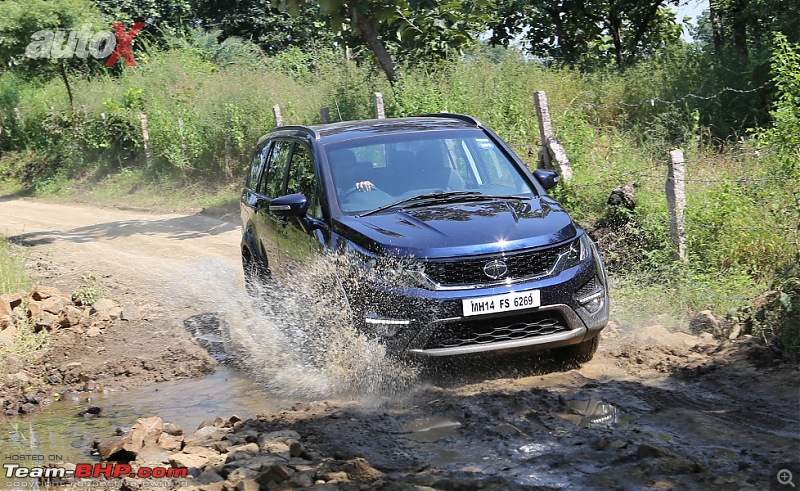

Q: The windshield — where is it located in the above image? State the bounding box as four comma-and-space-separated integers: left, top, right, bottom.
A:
325, 129, 536, 215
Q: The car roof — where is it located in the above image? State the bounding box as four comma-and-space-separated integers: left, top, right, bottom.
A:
261, 114, 483, 145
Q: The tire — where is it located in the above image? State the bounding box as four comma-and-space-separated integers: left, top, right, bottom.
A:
242, 250, 268, 297
558, 334, 599, 364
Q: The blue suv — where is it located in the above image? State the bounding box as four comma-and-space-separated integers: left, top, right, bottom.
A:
240, 115, 608, 362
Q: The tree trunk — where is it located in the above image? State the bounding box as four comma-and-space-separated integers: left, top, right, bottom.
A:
351, 5, 397, 84
731, 0, 748, 55
709, 0, 723, 54
59, 60, 75, 113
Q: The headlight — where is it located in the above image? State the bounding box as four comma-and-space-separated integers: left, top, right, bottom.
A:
554, 233, 591, 273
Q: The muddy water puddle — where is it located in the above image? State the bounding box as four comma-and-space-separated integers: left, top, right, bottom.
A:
0, 366, 288, 466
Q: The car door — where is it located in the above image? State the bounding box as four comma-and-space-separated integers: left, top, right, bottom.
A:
259, 138, 327, 283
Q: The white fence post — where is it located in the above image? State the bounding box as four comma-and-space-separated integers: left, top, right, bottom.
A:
666, 149, 687, 261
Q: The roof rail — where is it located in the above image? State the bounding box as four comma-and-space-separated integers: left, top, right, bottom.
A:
272, 125, 321, 140
416, 113, 482, 127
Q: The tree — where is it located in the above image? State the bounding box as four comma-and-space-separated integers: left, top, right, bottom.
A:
280, 0, 490, 83
193, 0, 335, 56
0, 0, 104, 110
488, 0, 683, 69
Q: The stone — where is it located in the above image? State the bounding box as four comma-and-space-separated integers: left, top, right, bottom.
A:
0, 297, 11, 317
91, 298, 116, 313
86, 326, 102, 337
183, 445, 219, 460
256, 464, 293, 485
97, 436, 128, 460
120, 303, 140, 321
234, 479, 260, 491
168, 452, 209, 471
163, 423, 184, 436
321, 471, 349, 483
260, 441, 290, 458
108, 306, 123, 320
46, 373, 62, 385
30, 286, 60, 301
636, 443, 678, 460
689, 310, 729, 338
136, 443, 172, 465
0, 315, 11, 331
224, 443, 259, 463
256, 430, 301, 447
195, 470, 224, 485
198, 483, 225, 491
607, 183, 636, 209
343, 457, 383, 481
1, 292, 24, 311
60, 306, 83, 328
34, 311, 60, 331
7, 371, 30, 387
28, 301, 42, 319
224, 467, 258, 483
0, 329, 13, 348
41, 296, 69, 315
125, 417, 164, 453
157, 433, 183, 452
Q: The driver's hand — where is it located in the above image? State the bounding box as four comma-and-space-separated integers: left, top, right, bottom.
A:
356, 180, 374, 191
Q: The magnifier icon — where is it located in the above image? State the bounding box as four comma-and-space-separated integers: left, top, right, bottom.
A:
778, 469, 795, 488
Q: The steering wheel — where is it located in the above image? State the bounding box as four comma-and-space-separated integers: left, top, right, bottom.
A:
342, 185, 381, 200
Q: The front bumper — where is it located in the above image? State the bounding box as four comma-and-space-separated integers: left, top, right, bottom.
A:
350, 255, 609, 357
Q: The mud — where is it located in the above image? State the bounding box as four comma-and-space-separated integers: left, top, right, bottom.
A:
0, 198, 798, 490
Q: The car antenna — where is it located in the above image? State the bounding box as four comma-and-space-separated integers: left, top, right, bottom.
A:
334, 101, 343, 122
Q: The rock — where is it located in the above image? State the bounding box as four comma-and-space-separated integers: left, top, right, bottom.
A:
86, 326, 102, 337
137, 443, 173, 465
343, 457, 384, 481
183, 445, 219, 460
28, 301, 42, 319
7, 371, 30, 387
728, 323, 742, 340
0, 315, 11, 331
224, 467, 259, 486
41, 296, 69, 315
157, 433, 183, 452
120, 303, 140, 321
60, 306, 83, 328
195, 470, 224, 485
689, 310, 729, 338
91, 298, 116, 313
321, 471, 349, 483
636, 443, 678, 460
34, 311, 60, 331
233, 479, 260, 491
85, 405, 101, 415
30, 286, 61, 301
607, 183, 636, 209
256, 464, 293, 485
108, 306, 123, 320
125, 417, 163, 454
0, 329, 13, 348
46, 373, 62, 385
288, 440, 303, 458
97, 436, 128, 460
19, 403, 37, 414
256, 430, 301, 448
225, 443, 260, 463
168, 453, 209, 472
163, 423, 184, 436
183, 425, 227, 447
0, 297, 11, 318
198, 483, 225, 491
260, 441, 290, 458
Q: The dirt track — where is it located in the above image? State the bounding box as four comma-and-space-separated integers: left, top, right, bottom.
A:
0, 197, 798, 490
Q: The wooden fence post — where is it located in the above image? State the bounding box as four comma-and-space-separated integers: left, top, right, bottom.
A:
534, 90, 572, 180
273, 104, 283, 127
374, 92, 385, 119
320, 107, 330, 124
139, 113, 152, 162
666, 149, 687, 261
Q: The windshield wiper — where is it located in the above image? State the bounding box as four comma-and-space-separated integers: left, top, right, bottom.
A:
357, 191, 528, 217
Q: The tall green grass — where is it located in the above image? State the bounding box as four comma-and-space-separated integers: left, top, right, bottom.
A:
0, 235, 29, 295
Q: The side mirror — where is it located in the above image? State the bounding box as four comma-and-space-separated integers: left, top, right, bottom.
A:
533, 169, 560, 190
269, 193, 308, 217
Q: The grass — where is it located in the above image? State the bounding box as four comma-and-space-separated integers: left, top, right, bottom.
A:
0, 234, 29, 295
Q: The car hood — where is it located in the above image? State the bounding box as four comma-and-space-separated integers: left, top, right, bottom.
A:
333, 197, 577, 258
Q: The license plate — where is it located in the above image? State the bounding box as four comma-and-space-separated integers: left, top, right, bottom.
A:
462, 290, 541, 317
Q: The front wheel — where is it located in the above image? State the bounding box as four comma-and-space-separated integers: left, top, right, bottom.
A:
557, 334, 599, 364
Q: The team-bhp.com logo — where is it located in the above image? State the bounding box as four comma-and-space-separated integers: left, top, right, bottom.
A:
25, 22, 146, 66
3, 462, 188, 486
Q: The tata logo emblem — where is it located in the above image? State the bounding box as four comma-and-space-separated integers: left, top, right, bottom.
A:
483, 259, 508, 280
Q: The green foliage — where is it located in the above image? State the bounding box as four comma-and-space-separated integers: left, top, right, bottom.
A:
0, 236, 30, 295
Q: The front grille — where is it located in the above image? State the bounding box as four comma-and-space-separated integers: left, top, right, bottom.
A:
424, 244, 569, 287
576, 276, 598, 299
425, 312, 570, 349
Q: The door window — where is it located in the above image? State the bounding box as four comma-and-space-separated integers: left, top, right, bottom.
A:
286, 143, 321, 218
264, 140, 292, 197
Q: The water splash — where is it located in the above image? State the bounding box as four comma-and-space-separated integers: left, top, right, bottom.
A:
172, 257, 422, 401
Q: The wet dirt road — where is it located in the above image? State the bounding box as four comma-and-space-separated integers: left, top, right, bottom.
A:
0, 197, 798, 490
